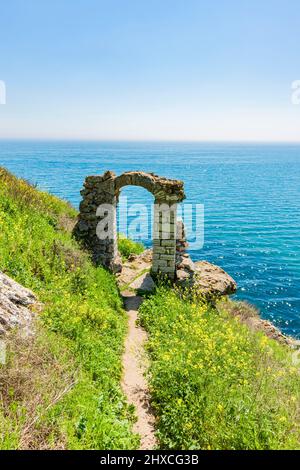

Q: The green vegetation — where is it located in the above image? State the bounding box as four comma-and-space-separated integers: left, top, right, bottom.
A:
1, 167, 299, 451
0, 168, 138, 450
118, 233, 144, 261
139, 286, 300, 450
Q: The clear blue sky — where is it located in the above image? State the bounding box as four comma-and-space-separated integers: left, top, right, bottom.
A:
0, 0, 300, 141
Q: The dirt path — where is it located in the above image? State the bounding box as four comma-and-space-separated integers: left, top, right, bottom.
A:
121, 286, 157, 450
117, 251, 157, 449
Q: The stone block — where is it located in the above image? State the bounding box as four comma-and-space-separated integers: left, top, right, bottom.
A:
153, 246, 166, 254
167, 260, 175, 268
160, 266, 176, 274
160, 232, 175, 239
160, 254, 175, 260
161, 239, 176, 247
151, 261, 160, 271
157, 260, 167, 267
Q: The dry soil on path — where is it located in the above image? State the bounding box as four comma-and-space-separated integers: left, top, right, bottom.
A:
118, 251, 157, 450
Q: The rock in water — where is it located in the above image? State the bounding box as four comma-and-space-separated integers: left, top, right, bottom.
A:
194, 261, 237, 297
0, 271, 37, 336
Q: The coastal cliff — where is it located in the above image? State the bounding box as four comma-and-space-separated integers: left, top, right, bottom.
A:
0, 167, 299, 450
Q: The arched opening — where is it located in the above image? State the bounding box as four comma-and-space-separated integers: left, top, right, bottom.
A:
74, 171, 185, 279
117, 184, 153, 251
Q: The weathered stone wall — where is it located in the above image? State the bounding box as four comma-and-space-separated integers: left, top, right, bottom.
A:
73, 171, 121, 272
175, 221, 196, 285
74, 171, 185, 278
176, 220, 188, 258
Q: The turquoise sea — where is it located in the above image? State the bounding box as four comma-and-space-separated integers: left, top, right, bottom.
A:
0, 141, 299, 338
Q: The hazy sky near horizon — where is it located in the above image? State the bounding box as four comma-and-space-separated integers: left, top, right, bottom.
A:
0, 0, 300, 141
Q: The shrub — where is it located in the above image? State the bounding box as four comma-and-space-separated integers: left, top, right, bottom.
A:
118, 234, 144, 260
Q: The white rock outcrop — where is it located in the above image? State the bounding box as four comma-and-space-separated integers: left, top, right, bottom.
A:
0, 271, 37, 336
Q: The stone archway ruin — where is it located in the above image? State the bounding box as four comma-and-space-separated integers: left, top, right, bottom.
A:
74, 171, 185, 279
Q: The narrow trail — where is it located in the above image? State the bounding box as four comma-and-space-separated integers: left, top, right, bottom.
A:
121, 291, 157, 450
118, 250, 157, 450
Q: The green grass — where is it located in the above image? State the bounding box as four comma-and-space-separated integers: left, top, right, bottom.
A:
139, 286, 300, 450
118, 233, 144, 261
0, 168, 138, 449
2, 167, 299, 451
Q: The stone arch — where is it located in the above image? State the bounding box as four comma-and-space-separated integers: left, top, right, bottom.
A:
74, 171, 185, 279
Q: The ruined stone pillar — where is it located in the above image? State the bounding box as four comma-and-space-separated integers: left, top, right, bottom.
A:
73, 171, 121, 272
152, 202, 177, 279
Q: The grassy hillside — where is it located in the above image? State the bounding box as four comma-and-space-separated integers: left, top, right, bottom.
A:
139, 286, 300, 450
1, 167, 299, 451
0, 168, 138, 449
